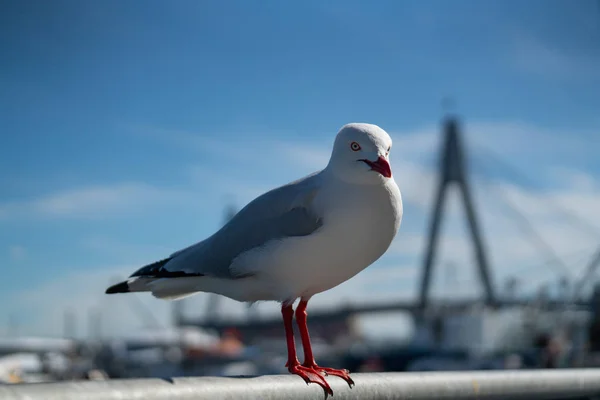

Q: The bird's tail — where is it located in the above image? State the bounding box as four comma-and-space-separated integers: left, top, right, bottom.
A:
146, 277, 206, 300
105, 277, 155, 294
105, 276, 204, 301
105, 280, 131, 294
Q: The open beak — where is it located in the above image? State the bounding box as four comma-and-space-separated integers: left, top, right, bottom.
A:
361, 156, 392, 178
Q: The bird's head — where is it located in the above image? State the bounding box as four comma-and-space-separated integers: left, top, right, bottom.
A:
326, 123, 393, 184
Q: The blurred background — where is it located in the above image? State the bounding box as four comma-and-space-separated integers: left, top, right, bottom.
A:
1, 0, 600, 384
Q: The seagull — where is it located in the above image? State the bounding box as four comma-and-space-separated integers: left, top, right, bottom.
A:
106, 123, 403, 395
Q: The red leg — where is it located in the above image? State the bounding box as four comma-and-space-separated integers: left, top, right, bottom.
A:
281, 303, 333, 395
296, 298, 355, 388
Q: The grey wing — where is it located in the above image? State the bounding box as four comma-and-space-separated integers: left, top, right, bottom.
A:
132, 172, 324, 280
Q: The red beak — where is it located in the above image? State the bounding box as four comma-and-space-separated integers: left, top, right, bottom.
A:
361, 156, 392, 178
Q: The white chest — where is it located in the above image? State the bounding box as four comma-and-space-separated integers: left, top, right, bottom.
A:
319, 180, 402, 265
231, 178, 403, 301
277, 179, 403, 297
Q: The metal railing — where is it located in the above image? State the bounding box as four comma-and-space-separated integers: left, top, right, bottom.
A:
2, 370, 600, 399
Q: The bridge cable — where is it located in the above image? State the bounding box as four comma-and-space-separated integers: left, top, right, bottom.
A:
469, 142, 600, 238
468, 154, 573, 279
572, 245, 600, 300
468, 142, 600, 298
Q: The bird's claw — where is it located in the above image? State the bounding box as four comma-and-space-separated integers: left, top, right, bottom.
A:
305, 364, 355, 388
288, 363, 334, 396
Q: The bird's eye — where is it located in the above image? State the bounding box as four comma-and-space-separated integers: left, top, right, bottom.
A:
350, 142, 361, 151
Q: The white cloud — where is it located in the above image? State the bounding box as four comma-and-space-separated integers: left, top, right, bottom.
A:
549, 167, 598, 192
0, 183, 198, 221
276, 142, 331, 170
11, 265, 174, 339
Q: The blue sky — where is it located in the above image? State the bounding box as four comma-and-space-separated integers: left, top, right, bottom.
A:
1, 0, 600, 338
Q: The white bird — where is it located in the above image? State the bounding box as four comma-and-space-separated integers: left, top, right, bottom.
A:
106, 122, 403, 395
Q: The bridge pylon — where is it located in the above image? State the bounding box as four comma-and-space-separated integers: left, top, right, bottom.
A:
418, 115, 496, 310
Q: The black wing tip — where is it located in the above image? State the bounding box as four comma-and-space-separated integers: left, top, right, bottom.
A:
105, 281, 130, 294
130, 256, 173, 278
129, 256, 207, 279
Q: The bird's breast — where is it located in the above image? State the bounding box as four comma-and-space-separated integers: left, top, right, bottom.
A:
292, 180, 402, 295
244, 179, 403, 301
324, 181, 401, 260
